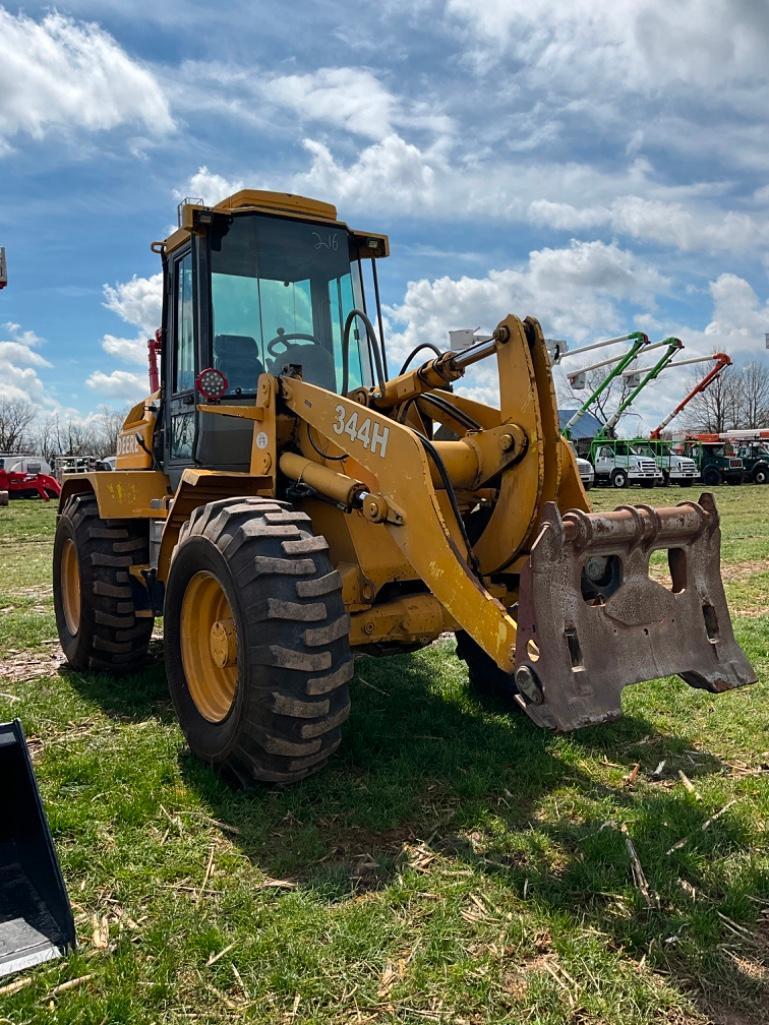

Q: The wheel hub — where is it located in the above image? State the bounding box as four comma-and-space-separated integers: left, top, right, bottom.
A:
210, 618, 237, 668
180, 571, 239, 723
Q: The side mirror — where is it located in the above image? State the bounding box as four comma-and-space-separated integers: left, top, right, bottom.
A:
0, 246, 7, 289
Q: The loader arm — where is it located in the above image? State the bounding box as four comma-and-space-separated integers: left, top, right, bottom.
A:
280, 375, 521, 674
281, 312, 755, 729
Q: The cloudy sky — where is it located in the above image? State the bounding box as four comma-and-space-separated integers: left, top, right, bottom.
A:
1, 0, 768, 431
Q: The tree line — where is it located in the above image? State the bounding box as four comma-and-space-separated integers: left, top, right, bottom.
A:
0, 400, 128, 463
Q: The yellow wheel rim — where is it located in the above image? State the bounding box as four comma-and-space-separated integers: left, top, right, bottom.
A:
180, 571, 239, 723
61, 538, 81, 635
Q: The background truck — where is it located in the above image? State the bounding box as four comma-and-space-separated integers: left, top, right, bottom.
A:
630, 439, 699, 485
720, 432, 769, 484
589, 438, 662, 488
678, 438, 745, 485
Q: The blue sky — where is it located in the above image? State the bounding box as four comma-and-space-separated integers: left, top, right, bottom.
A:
1, 0, 768, 430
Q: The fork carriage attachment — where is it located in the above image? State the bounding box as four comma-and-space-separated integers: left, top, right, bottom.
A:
514, 493, 756, 730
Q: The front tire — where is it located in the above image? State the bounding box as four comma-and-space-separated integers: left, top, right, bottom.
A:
164, 497, 352, 785
611, 469, 628, 489
455, 630, 519, 703
702, 467, 722, 486
752, 465, 768, 485
53, 493, 154, 672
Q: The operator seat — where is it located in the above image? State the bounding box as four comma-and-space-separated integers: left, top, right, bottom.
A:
214, 334, 264, 394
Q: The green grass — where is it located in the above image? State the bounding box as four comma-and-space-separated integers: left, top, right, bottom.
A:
0, 487, 768, 1024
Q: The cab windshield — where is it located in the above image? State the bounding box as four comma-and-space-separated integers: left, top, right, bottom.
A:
208, 214, 373, 395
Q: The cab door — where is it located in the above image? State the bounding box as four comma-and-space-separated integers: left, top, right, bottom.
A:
164, 247, 197, 488
594, 445, 614, 478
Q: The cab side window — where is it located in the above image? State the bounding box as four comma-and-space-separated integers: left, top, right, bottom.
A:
175, 252, 195, 392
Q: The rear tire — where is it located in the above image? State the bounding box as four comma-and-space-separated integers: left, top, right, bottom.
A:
164, 497, 352, 785
53, 493, 154, 672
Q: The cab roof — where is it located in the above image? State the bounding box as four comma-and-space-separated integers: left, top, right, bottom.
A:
157, 189, 389, 259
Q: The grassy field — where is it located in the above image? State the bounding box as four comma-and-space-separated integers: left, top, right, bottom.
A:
0, 487, 767, 1024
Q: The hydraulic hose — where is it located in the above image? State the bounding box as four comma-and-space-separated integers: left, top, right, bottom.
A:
341, 309, 386, 396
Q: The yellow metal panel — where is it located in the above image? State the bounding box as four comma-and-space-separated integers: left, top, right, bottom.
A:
349, 594, 457, 647
556, 438, 591, 513
156, 469, 273, 581
161, 227, 191, 255
213, 189, 339, 221
116, 395, 159, 471
472, 316, 544, 574
59, 471, 170, 519
520, 315, 562, 545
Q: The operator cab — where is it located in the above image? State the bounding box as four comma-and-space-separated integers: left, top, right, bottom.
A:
158, 191, 389, 485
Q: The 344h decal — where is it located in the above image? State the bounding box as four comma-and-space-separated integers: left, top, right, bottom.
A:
332, 405, 390, 458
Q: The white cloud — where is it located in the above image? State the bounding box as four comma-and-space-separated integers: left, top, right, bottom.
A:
529, 195, 769, 253
101, 334, 149, 366
0, 322, 51, 403
0, 10, 173, 149
264, 68, 396, 140
293, 135, 437, 213
87, 271, 164, 396
386, 239, 667, 407
447, 0, 769, 95
171, 62, 451, 144
691, 274, 769, 357
86, 369, 148, 400
175, 166, 245, 207
103, 273, 163, 335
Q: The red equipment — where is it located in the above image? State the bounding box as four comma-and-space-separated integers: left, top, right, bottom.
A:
650, 352, 732, 438
0, 468, 61, 501
147, 329, 162, 392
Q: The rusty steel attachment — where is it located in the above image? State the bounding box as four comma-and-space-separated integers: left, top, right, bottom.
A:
514, 492, 756, 731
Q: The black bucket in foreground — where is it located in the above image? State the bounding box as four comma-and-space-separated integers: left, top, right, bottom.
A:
0, 720, 75, 978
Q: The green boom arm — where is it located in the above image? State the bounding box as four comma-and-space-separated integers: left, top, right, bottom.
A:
562, 332, 648, 436
596, 338, 683, 439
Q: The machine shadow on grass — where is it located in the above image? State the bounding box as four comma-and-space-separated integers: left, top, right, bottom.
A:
59, 640, 175, 725
62, 643, 766, 1019
180, 648, 765, 1021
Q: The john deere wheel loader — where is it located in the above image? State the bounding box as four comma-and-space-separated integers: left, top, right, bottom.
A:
52, 190, 755, 785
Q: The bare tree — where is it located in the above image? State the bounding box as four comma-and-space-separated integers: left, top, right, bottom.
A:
737, 362, 769, 429
32, 407, 130, 463
0, 399, 36, 453
93, 406, 128, 456
683, 364, 741, 433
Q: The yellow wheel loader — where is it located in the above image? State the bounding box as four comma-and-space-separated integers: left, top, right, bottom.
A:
52, 190, 755, 785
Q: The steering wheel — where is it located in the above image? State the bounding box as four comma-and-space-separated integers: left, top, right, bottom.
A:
266, 329, 320, 358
